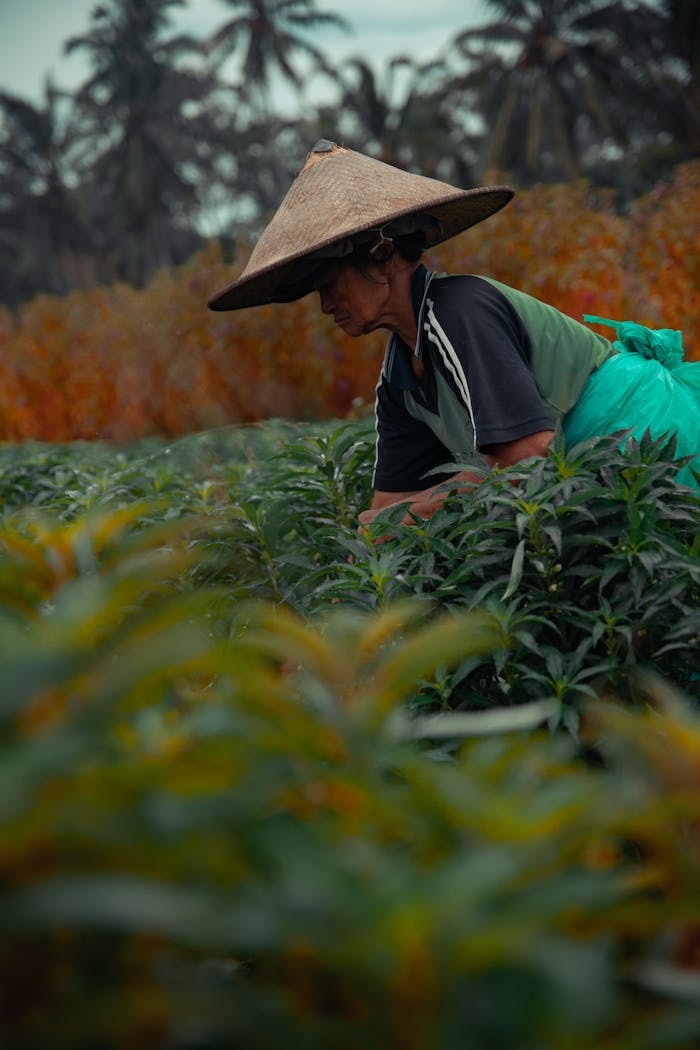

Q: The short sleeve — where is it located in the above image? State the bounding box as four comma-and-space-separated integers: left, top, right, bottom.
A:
425, 276, 555, 449
374, 377, 458, 491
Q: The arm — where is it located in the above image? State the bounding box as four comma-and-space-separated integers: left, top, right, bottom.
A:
358, 429, 555, 526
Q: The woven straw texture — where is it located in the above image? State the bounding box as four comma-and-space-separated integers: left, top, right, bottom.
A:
208, 142, 514, 311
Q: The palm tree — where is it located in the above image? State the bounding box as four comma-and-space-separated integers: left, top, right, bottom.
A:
666, 0, 700, 120
197, 112, 310, 237
65, 0, 219, 285
445, 0, 657, 184
0, 80, 90, 305
206, 0, 349, 114
316, 55, 477, 184
633, 0, 700, 160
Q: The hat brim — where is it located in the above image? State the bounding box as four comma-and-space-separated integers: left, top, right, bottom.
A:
208, 143, 514, 312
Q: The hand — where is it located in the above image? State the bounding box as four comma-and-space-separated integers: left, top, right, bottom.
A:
358, 506, 394, 527
399, 500, 439, 522
357, 497, 438, 544
358, 489, 447, 529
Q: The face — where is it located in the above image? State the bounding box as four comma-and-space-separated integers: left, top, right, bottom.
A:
316, 261, 393, 337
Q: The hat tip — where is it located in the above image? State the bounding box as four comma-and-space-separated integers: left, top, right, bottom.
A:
302, 138, 345, 172
310, 138, 337, 153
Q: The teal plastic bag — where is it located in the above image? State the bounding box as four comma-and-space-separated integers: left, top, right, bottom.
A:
563, 316, 700, 488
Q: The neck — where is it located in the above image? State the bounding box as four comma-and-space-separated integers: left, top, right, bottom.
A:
394, 315, 419, 349
387, 261, 420, 348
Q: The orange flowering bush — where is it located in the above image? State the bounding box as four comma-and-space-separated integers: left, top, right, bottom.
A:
626, 161, 700, 337
435, 180, 630, 322
0, 163, 698, 442
0, 248, 383, 442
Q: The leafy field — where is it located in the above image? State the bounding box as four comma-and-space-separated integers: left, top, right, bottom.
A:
0, 420, 699, 1048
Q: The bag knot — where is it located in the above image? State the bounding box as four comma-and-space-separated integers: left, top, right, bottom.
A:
583, 314, 684, 369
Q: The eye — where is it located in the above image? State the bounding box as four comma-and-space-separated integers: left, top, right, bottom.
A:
316, 263, 343, 293
315, 271, 334, 295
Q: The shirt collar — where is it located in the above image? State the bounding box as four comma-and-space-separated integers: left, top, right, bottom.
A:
383, 264, 430, 390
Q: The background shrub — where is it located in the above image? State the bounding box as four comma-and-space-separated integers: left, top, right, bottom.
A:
0, 163, 699, 442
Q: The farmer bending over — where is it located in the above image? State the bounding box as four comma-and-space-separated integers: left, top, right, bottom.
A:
208, 140, 700, 522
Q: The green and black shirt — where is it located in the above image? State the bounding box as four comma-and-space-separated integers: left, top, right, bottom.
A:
373, 265, 613, 491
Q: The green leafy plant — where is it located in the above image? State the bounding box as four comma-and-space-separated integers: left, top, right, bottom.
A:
349, 429, 700, 723
1, 422, 697, 729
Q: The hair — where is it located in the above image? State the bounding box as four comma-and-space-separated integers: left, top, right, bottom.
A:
287, 230, 425, 302
326, 231, 426, 289
348, 231, 426, 266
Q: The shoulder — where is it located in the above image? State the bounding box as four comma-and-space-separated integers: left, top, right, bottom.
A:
425, 273, 523, 331
428, 273, 514, 308
422, 272, 531, 356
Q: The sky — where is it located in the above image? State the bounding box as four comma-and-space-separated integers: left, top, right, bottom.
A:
0, 0, 490, 104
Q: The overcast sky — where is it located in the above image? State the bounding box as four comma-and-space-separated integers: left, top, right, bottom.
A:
0, 0, 490, 103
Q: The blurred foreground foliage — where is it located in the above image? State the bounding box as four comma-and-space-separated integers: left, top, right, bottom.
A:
0, 419, 698, 1046
0, 161, 699, 441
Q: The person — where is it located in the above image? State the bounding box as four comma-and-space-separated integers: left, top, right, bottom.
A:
208, 140, 700, 524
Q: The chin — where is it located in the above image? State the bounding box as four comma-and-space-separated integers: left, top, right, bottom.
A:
337, 320, 363, 337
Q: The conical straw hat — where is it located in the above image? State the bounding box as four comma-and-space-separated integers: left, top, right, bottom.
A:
208, 140, 514, 312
